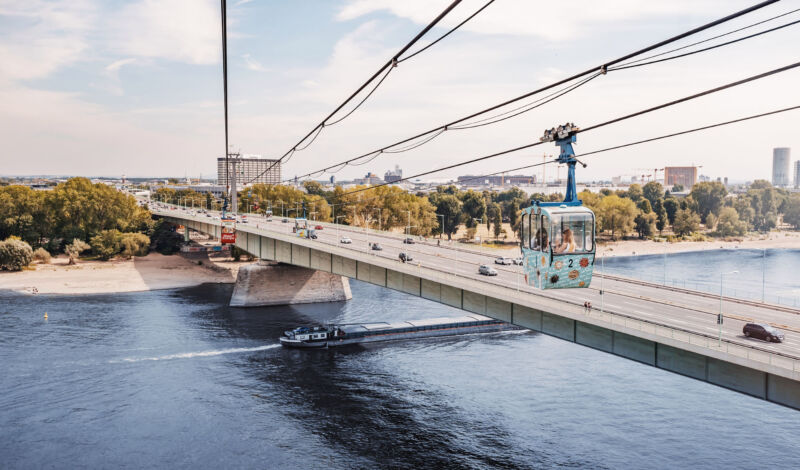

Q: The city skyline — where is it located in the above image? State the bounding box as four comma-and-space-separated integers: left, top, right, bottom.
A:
2, 1, 800, 181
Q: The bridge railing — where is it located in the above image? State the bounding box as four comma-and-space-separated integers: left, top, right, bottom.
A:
161, 209, 800, 379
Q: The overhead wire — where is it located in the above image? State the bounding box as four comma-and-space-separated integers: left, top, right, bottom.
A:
244, 0, 466, 185
397, 0, 497, 63
610, 17, 800, 71
615, 6, 800, 68
284, 0, 780, 184
337, 59, 800, 196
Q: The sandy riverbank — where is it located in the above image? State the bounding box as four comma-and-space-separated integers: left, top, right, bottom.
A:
0, 253, 245, 295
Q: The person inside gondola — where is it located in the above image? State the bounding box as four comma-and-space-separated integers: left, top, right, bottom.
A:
533, 228, 548, 251
555, 228, 576, 253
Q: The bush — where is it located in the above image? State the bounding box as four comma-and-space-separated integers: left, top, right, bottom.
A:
65, 238, 91, 265
90, 230, 123, 260
33, 247, 51, 263
151, 220, 183, 255
119, 232, 150, 258
0, 238, 34, 271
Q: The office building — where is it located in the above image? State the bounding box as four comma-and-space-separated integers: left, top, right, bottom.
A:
457, 174, 536, 187
772, 148, 790, 187
664, 166, 698, 189
217, 155, 281, 187
794, 161, 800, 189
384, 165, 403, 184
354, 172, 384, 185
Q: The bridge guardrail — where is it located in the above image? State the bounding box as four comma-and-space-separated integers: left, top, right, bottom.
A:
159, 208, 800, 378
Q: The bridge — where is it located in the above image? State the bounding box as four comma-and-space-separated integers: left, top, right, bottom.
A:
154, 205, 800, 410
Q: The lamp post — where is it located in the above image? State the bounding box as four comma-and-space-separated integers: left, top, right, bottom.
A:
336, 216, 346, 241
762, 248, 766, 303
719, 270, 739, 346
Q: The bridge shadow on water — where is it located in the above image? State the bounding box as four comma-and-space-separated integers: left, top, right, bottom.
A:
172, 282, 564, 470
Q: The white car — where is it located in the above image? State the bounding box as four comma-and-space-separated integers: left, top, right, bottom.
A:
479, 265, 498, 276
340, 237, 352, 244
513, 257, 524, 265
494, 257, 513, 265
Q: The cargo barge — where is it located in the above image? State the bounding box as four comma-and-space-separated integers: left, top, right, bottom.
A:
280, 314, 511, 348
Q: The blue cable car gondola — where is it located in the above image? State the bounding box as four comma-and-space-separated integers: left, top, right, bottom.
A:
521, 123, 595, 289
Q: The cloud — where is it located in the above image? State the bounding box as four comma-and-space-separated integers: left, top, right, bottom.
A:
242, 53, 266, 72
337, 0, 737, 41
106, 0, 221, 65
105, 58, 137, 72
0, 0, 94, 80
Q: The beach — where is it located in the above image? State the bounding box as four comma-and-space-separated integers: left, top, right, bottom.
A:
597, 231, 800, 257
0, 253, 242, 295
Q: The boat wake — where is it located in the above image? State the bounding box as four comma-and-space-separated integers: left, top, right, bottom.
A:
112, 344, 280, 363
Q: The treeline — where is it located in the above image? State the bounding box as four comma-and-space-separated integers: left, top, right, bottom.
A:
0, 178, 174, 270
152, 178, 800, 244
580, 180, 800, 240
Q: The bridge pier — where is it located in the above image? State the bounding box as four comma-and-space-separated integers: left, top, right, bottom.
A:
229, 262, 352, 307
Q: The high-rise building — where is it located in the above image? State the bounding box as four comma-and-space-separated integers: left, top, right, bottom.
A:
794, 161, 800, 189
217, 155, 281, 187
772, 148, 790, 187
384, 165, 403, 184
664, 166, 697, 189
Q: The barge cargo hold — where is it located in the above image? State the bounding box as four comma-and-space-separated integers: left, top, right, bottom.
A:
280, 314, 512, 348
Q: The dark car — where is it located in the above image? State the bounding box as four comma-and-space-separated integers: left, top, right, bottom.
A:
399, 252, 413, 263
403, 237, 415, 244
743, 323, 784, 343
371, 243, 383, 251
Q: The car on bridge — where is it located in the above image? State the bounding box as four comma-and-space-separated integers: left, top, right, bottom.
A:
513, 257, 524, 265
743, 323, 784, 343
494, 257, 513, 265
403, 237, 415, 244
479, 265, 498, 276
340, 237, 352, 244
371, 243, 383, 251
315, 225, 323, 230
282, 218, 289, 223
399, 252, 413, 263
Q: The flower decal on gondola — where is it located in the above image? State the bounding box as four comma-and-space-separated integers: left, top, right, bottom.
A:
580, 257, 589, 268
568, 270, 579, 280
554, 260, 563, 270
541, 256, 546, 265
579, 281, 585, 287
550, 274, 559, 283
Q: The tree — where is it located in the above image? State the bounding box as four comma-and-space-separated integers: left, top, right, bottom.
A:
652, 199, 667, 234
0, 238, 33, 271
673, 209, 700, 236
663, 198, 679, 225
597, 195, 637, 239
705, 213, 718, 232
634, 211, 657, 239
671, 184, 684, 192
428, 193, 462, 240
636, 199, 652, 214
151, 220, 183, 255
690, 181, 727, 222
716, 207, 747, 236
626, 184, 643, 202
65, 238, 90, 265
119, 233, 150, 258
303, 180, 327, 197
91, 230, 123, 260
491, 204, 502, 239
459, 190, 486, 229
642, 181, 664, 207
205, 192, 213, 210
783, 196, 800, 230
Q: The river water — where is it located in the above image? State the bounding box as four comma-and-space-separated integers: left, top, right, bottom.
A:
2, 252, 800, 469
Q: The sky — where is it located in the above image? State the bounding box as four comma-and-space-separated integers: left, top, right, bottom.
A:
1, 0, 799, 183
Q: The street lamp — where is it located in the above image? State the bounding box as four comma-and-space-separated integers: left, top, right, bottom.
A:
718, 270, 739, 346
336, 216, 346, 241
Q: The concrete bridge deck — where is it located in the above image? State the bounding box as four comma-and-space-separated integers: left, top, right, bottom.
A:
154, 206, 800, 410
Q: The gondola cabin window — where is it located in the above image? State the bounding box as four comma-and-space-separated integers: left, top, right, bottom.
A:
550, 212, 594, 253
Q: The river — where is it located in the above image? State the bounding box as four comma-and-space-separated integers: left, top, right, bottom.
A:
2, 251, 800, 469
